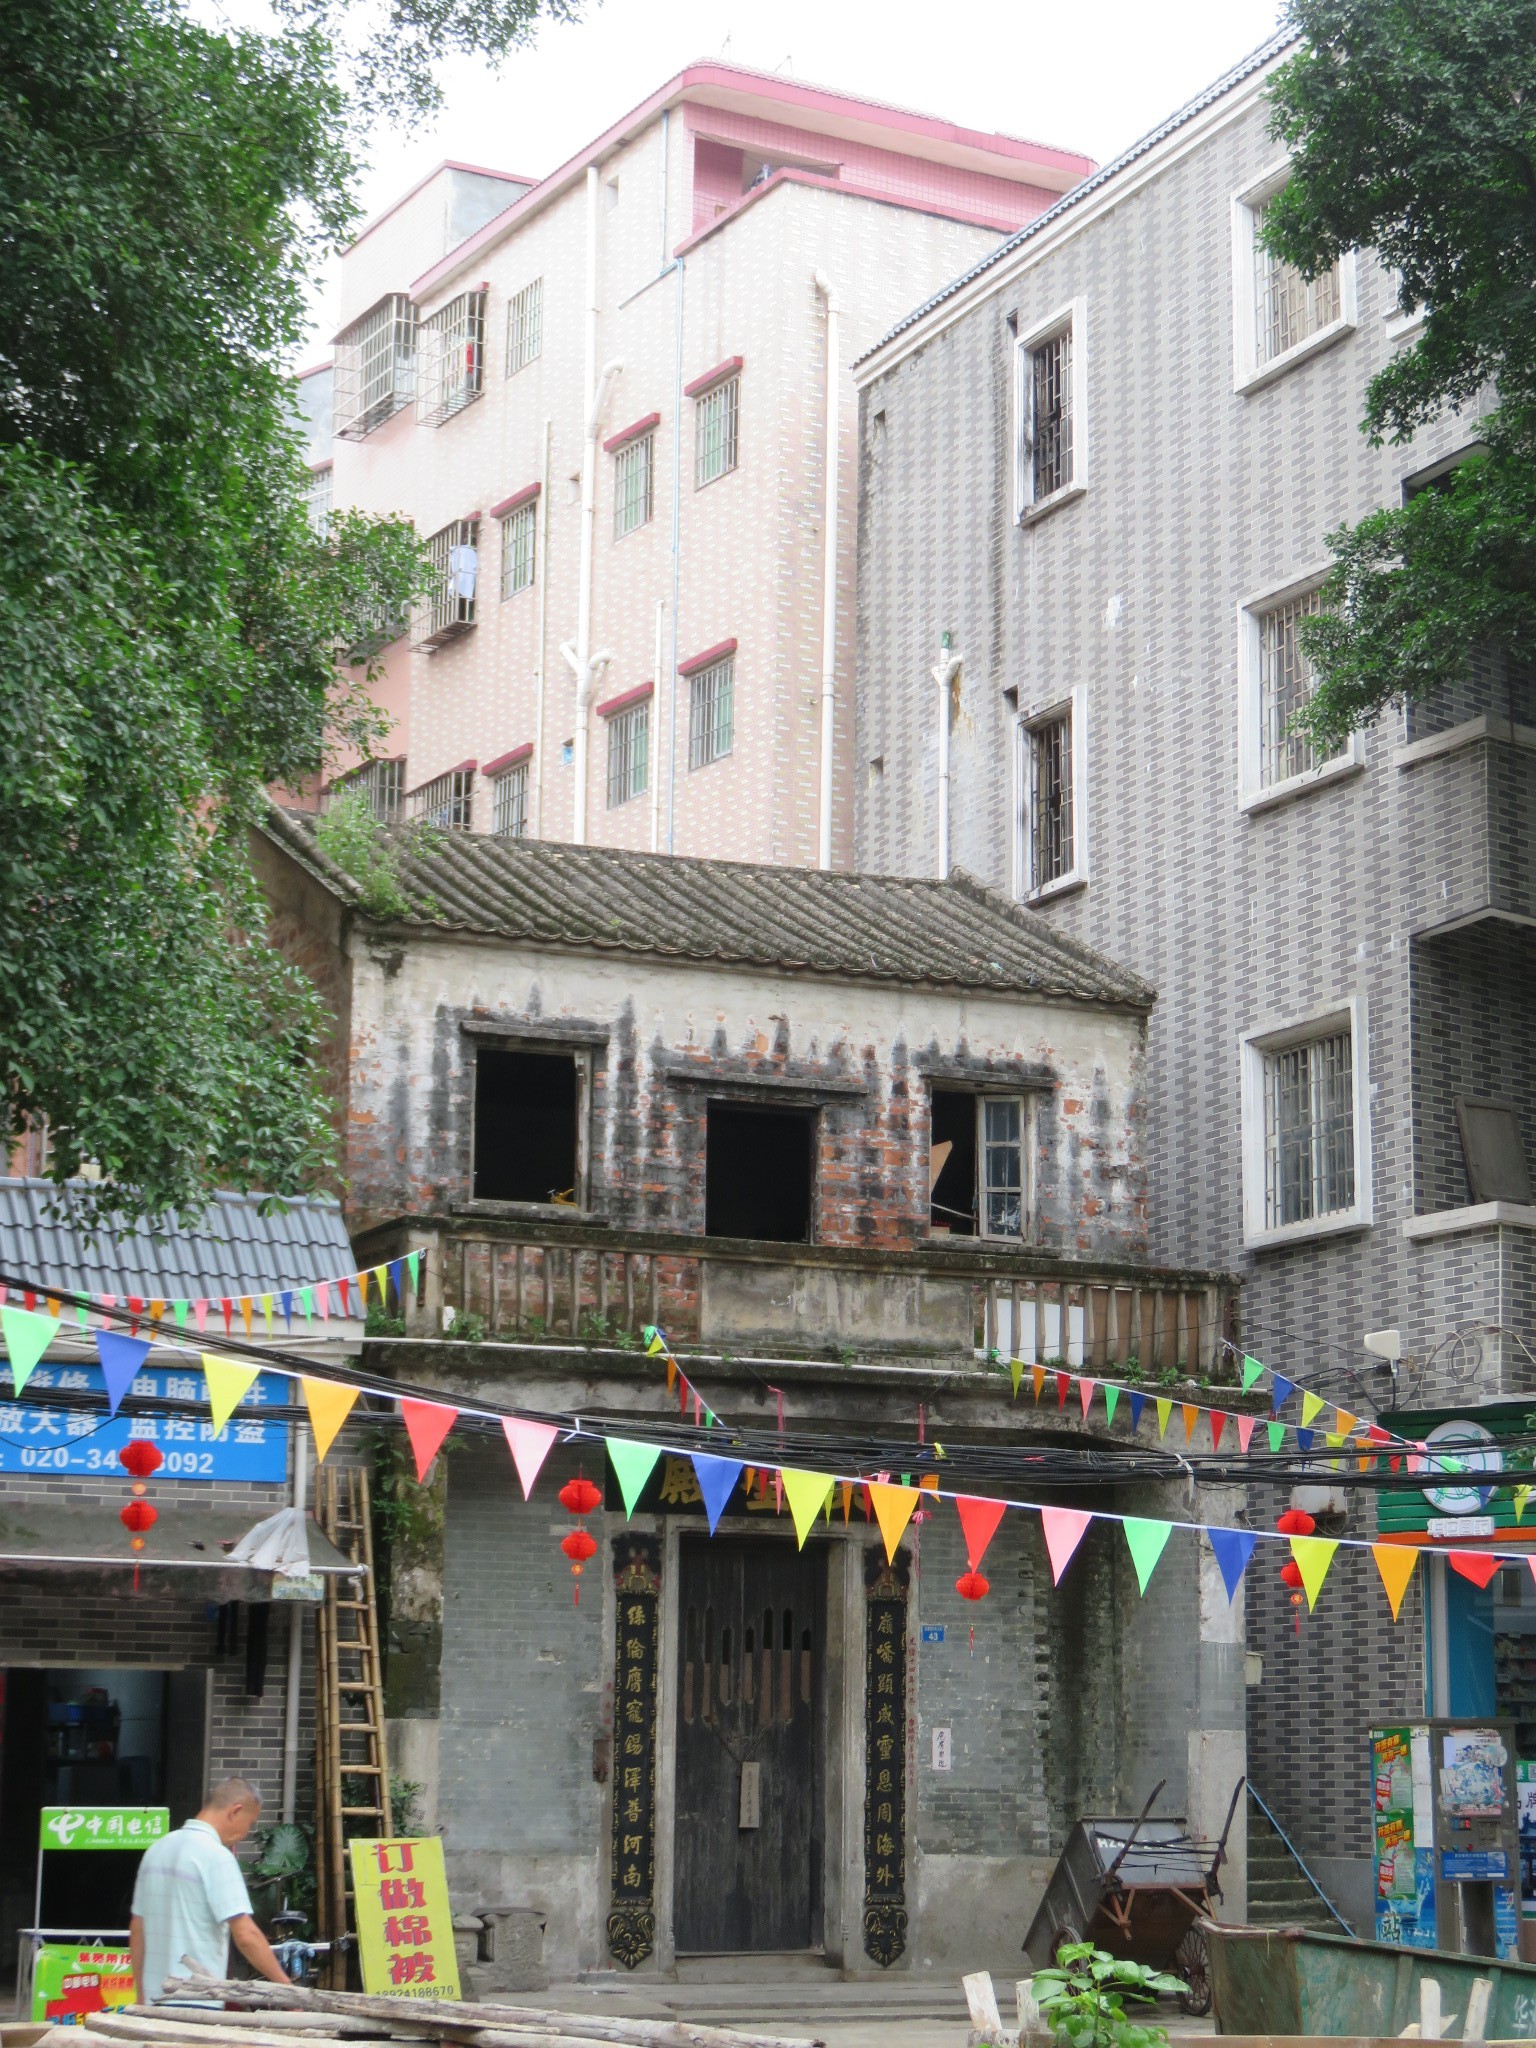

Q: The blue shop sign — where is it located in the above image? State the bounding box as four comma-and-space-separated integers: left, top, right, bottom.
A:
0, 1361, 289, 1481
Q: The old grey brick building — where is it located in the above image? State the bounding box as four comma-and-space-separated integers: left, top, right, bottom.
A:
853, 34, 1536, 1929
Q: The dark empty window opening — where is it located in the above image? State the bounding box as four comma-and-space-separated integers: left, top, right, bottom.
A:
705, 1100, 814, 1242
474, 1048, 580, 1205
930, 1089, 978, 1235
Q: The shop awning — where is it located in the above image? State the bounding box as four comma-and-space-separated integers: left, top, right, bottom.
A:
0, 1497, 361, 1575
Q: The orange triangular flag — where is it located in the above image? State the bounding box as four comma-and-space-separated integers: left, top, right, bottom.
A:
840, 1480, 852, 1526
1335, 1408, 1359, 1438
868, 1483, 919, 1564
1032, 1364, 1046, 1402
302, 1377, 360, 1463
1182, 1403, 1198, 1443
665, 1356, 677, 1393
1372, 1544, 1420, 1622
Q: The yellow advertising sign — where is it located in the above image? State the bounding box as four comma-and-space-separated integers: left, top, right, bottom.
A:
349, 1836, 461, 2000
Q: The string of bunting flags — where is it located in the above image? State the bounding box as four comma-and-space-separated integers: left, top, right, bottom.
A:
3, 1299, 1531, 1626
0, 1252, 422, 1339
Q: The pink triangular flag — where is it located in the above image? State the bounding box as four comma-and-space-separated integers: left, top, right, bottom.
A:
1079, 1378, 1097, 1420
193, 1298, 208, 1334
955, 1495, 1008, 1570
1041, 1506, 1093, 1585
501, 1417, 559, 1500
1236, 1415, 1256, 1453
401, 1399, 458, 1482
316, 1280, 331, 1323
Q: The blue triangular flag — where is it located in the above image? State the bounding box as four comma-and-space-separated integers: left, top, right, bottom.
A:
1128, 1391, 1146, 1429
280, 1289, 293, 1330
95, 1330, 150, 1418
1297, 1427, 1315, 1453
691, 1453, 745, 1535
1207, 1527, 1258, 1603
1270, 1373, 1297, 1416
388, 1258, 405, 1308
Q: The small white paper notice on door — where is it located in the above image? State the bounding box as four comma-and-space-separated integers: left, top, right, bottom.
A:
739, 1760, 761, 1828
932, 1727, 953, 1772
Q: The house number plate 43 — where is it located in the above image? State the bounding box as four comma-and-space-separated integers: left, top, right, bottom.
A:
739, 1761, 761, 1830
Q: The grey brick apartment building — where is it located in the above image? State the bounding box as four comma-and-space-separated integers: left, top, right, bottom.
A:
853, 35, 1536, 1927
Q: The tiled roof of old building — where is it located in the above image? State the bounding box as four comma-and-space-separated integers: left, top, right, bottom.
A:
263, 807, 1155, 1008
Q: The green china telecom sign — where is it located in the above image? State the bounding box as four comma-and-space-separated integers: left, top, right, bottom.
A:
39, 1805, 169, 1850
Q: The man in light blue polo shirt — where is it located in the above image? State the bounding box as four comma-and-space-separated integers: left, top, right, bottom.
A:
130, 1777, 293, 2004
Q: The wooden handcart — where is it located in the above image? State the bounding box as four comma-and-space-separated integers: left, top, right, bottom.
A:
1022, 1777, 1246, 2017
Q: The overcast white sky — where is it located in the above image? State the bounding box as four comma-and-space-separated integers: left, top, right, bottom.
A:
305, 0, 1287, 353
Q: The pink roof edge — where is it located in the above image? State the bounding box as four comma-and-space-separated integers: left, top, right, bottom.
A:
408, 60, 1095, 297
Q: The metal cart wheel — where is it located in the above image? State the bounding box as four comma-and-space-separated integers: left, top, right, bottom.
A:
1053, 1922, 1083, 1964
1175, 1926, 1211, 2016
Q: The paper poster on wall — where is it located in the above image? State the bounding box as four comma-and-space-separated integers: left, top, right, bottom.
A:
1517, 1762, 1536, 1917
1373, 1727, 1438, 1949
1441, 1729, 1509, 1817
30, 1943, 135, 2025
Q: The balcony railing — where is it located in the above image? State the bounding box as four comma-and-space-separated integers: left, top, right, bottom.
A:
353, 1215, 1239, 1375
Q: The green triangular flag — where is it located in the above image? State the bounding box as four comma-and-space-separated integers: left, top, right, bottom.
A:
1241, 1355, 1264, 1391
1, 1306, 60, 1394
1009, 1359, 1024, 1399
606, 1437, 661, 1519
1266, 1420, 1286, 1453
299, 1286, 314, 1325
75, 1304, 89, 1331
406, 1250, 421, 1293
781, 1468, 835, 1549
1123, 1517, 1174, 1595
173, 1299, 190, 1328
1103, 1385, 1120, 1427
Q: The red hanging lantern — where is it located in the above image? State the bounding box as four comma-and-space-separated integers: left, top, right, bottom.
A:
559, 1476, 602, 1516
1276, 1508, 1316, 1537
956, 1570, 990, 1601
120, 1500, 157, 1542
119, 1441, 164, 1480
562, 1527, 597, 1567
558, 1472, 601, 1604
1279, 1559, 1303, 1587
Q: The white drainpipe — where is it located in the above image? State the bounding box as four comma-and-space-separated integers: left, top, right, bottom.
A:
280, 1428, 307, 1822
932, 634, 962, 880
650, 597, 664, 852
566, 162, 622, 845
813, 269, 841, 871
533, 416, 551, 838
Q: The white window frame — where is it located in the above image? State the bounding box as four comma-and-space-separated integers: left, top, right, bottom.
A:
1013, 297, 1087, 520
500, 502, 536, 600
492, 760, 529, 838
978, 1093, 1033, 1241
1240, 997, 1372, 1248
1231, 161, 1357, 394
1015, 688, 1087, 901
505, 278, 543, 376
614, 433, 655, 539
688, 655, 734, 769
605, 701, 650, 808
694, 376, 739, 488
1237, 567, 1363, 812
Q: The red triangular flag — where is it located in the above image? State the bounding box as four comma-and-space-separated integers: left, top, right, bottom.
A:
1448, 1551, 1500, 1589
338, 1276, 351, 1316
1210, 1411, 1226, 1451
401, 1399, 458, 1482
220, 1297, 233, 1334
1041, 1506, 1093, 1584
955, 1495, 1008, 1571
1056, 1371, 1070, 1408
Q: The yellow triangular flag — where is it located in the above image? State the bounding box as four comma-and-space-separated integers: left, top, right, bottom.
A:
780, 1469, 835, 1549
868, 1483, 919, 1564
202, 1354, 261, 1434
1291, 1534, 1340, 1612
1156, 1397, 1173, 1439
302, 1377, 360, 1463
1301, 1391, 1324, 1426
1515, 1485, 1533, 1525
261, 1293, 273, 1334
1334, 1408, 1359, 1438
1182, 1403, 1198, 1443
1372, 1543, 1420, 1622
1325, 1431, 1345, 1448
1009, 1359, 1024, 1399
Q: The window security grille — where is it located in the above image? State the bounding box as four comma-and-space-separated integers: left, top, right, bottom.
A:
418, 519, 479, 646
1029, 329, 1073, 501
334, 294, 417, 439
1028, 709, 1074, 887
500, 503, 536, 599
688, 656, 734, 769
1264, 1029, 1355, 1228
695, 378, 739, 487
1258, 590, 1326, 785
307, 464, 333, 533
1252, 200, 1341, 364
326, 756, 405, 824
417, 290, 487, 426
506, 279, 543, 375
981, 1097, 1026, 1238
493, 761, 529, 838
606, 703, 649, 807
614, 434, 655, 538
409, 766, 475, 831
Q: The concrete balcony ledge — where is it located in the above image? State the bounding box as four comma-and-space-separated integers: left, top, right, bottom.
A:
1394, 712, 1536, 771
1401, 1201, 1536, 1242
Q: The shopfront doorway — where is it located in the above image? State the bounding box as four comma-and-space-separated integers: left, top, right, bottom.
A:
673, 1538, 825, 1953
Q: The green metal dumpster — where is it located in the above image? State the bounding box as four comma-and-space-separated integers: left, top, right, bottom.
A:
1205, 1920, 1536, 2037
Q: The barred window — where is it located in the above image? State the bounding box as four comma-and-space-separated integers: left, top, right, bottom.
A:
1252, 199, 1341, 366
307, 463, 333, 533
606, 702, 649, 808
506, 279, 543, 375
1027, 706, 1075, 890
418, 519, 478, 645
326, 756, 404, 825
500, 503, 536, 599
614, 433, 655, 538
1257, 590, 1328, 786
1263, 1029, 1356, 1229
417, 289, 486, 426
1027, 328, 1073, 502
695, 377, 739, 487
409, 766, 474, 831
981, 1097, 1027, 1239
493, 761, 529, 838
335, 294, 416, 439
689, 656, 734, 769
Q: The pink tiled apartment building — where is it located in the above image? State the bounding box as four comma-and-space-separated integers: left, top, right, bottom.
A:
305, 66, 1090, 866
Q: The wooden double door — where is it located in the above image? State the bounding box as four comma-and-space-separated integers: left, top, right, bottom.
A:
673, 1537, 825, 1952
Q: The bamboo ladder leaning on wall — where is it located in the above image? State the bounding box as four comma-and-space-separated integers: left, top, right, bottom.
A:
315, 1465, 394, 1987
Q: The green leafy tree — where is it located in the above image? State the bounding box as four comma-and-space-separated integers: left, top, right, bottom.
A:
0, 0, 578, 1218
1031, 1943, 1184, 2048
1262, 0, 1536, 751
